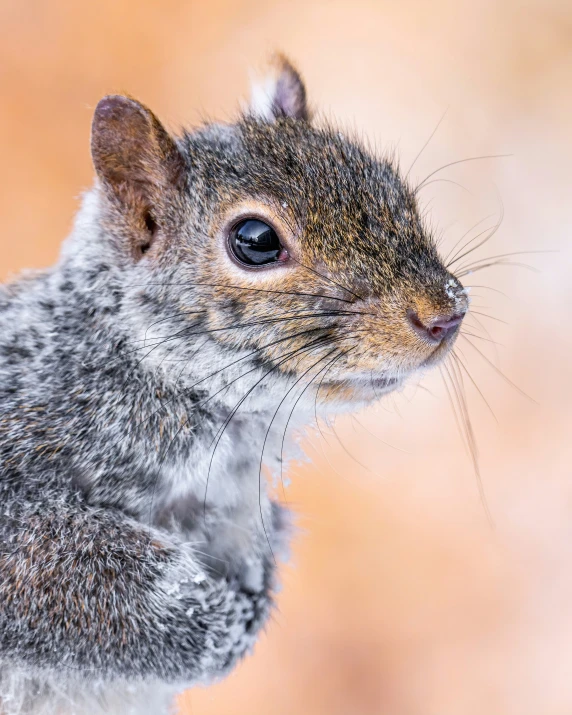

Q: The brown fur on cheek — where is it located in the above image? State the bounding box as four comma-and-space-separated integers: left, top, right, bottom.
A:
194, 198, 353, 368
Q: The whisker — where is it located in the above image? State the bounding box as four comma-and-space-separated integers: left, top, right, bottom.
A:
257, 348, 340, 535
203, 334, 340, 520
463, 284, 508, 297
328, 420, 385, 478
171, 337, 211, 392
447, 221, 500, 269
204, 335, 356, 562
415, 153, 512, 192
307, 351, 387, 492
463, 314, 501, 364
440, 364, 468, 457
112, 311, 364, 430
143, 310, 206, 346
127, 281, 355, 304
451, 351, 497, 423
288, 255, 363, 301
125, 309, 371, 348
405, 108, 448, 180
416, 178, 471, 194
117, 326, 333, 451
147, 334, 339, 527
446, 357, 494, 527
115, 310, 368, 362
460, 330, 502, 346
455, 249, 555, 275
457, 259, 540, 278
468, 311, 507, 325
281, 350, 349, 492
444, 214, 495, 266
464, 312, 502, 362
349, 414, 411, 454
460, 335, 537, 403
447, 191, 505, 269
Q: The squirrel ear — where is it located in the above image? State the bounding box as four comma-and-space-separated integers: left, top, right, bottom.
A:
248, 54, 309, 122
91, 95, 184, 254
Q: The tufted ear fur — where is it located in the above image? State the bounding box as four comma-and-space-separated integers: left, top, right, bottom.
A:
248, 54, 309, 122
91, 95, 184, 257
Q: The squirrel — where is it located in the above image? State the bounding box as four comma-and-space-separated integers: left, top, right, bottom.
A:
0, 55, 469, 715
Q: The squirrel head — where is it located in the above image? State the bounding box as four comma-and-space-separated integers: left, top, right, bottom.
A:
89, 55, 468, 407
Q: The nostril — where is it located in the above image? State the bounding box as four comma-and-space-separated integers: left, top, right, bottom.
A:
407, 309, 465, 344
428, 324, 446, 340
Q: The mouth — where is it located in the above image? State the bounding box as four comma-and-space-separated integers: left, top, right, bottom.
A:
421, 334, 458, 369
367, 374, 401, 391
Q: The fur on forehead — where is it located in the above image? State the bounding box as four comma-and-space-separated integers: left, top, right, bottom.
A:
193, 117, 434, 266
180, 110, 443, 296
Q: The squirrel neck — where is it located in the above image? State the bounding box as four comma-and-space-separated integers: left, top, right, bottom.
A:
0, 192, 300, 531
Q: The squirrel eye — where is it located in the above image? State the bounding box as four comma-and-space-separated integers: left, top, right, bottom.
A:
228, 219, 284, 266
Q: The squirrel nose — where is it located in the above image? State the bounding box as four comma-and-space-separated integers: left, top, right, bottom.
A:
407, 309, 465, 344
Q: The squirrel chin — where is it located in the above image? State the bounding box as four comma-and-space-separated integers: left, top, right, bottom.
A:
317, 375, 405, 408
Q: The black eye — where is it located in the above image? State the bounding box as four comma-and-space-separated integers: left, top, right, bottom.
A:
228, 219, 284, 266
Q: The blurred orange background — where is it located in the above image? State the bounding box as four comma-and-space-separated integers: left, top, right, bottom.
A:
1, 1, 572, 713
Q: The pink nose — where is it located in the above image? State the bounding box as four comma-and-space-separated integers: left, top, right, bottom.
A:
407, 309, 465, 344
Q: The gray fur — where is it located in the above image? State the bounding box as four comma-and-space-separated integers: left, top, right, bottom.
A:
0, 58, 467, 715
